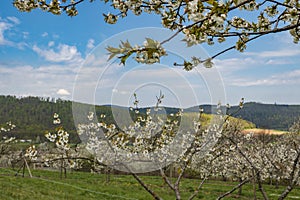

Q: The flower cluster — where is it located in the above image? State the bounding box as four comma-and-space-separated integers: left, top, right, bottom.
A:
191, 118, 300, 190
0, 121, 16, 133
101, 0, 299, 66
13, 0, 300, 67
106, 38, 167, 65
78, 93, 228, 174
79, 108, 185, 167
2, 137, 16, 144
25, 145, 38, 160
45, 113, 70, 151
53, 113, 61, 124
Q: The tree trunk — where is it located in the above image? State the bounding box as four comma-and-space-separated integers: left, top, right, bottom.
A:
278, 186, 293, 200
106, 167, 111, 183
238, 179, 243, 195
174, 185, 181, 200
252, 170, 257, 200
217, 178, 250, 200
131, 172, 162, 200
275, 179, 279, 189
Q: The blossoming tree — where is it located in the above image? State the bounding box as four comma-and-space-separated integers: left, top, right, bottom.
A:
13, 0, 300, 68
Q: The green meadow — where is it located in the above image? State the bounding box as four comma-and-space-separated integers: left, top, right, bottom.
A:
1, 168, 299, 200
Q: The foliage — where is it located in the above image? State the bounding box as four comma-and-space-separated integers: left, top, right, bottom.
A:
1, 95, 299, 144
13, 0, 300, 68
0, 95, 120, 142
0, 121, 17, 166
233, 102, 300, 130
0, 95, 261, 142
187, 102, 300, 130
75, 95, 300, 199
1, 97, 300, 199
106, 38, 167, 65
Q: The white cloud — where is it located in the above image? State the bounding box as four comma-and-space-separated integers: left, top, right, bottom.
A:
48, 41, 55, 47
7, 16, 20, 24
0, 20, 13, 45
57, 89, 71, 95
86, 39, 95, 50
0, 16, 27, 48
265, 59, 292, 65
215, 57, 258, 73
32, 43, 83, 63
0, 63, 78, 100
22, 31, 29, 39
53, 34, 59, 39
41, 32, 48, 37
245, 48, 300, 58
229, 69, 300, 87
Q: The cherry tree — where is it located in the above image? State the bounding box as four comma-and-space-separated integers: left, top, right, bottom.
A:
191, 118, 300, 200
75, 93, 238, 200
0, 122, 16, 167
44, 113, 77, 178
13, 0, 300, 69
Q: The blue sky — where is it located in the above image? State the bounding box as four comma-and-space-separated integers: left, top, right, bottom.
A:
1, 1, 300, 107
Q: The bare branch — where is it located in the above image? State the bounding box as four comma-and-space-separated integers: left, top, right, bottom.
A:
217, 178, 251, 200
188, 174, 210, 200
278, 150, 300, 200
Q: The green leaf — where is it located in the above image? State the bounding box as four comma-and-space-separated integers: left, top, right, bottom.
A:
106, 46, 121, 61
207, 0, 215, 5
106, 46, 121, 53
183, 61, 193, 71
203, 58, 214, 68
121, 40, 132, 49
145, 38, 157, 48
119, 52, 132, 65
107, 53, 117, 61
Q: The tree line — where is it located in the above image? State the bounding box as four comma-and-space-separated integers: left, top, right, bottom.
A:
1, 95, 299, 142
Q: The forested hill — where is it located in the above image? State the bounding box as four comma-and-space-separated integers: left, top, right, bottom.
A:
186, 102, 300, 131
0, 96, 299, 142
0, 96, 71, 142
232, 102, 300, 130
0, 96, 116, 142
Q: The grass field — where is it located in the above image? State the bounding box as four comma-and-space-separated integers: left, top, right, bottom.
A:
0, 168, 300, 200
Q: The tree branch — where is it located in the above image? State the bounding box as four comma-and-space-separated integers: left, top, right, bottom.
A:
60, 0, 85, 10
160, 167, 176, 191
278, 149, 300, 200
188, 174, 210, 200
266, 0, 300, 10
227, 136, 269, 200
217, 178, 251, 200
130, 172, 162, 200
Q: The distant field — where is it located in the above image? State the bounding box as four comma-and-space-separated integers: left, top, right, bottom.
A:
242, 128, 288, 135
0, 168, 299, 199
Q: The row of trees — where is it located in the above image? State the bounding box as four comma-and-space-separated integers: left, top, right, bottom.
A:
1, 96, 300, 199
1, 95, 299, 143
5, 0, 300, 199
0, 95, 120, 142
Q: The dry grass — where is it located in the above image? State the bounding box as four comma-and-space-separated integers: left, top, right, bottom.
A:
242, 128, 287, 135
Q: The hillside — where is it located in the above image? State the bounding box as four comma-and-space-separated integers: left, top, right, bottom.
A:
0, 96, 116, 142
0, 96, 188, 142
0, 96, 299, 142
186, 102, 300, 131
232, 102, 300, 130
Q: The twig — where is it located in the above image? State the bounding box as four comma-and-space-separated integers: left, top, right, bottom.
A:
160, 168, 175, 191
60, 0, 85, 10
188, 174, 210, 200
217, 178, 251, 200
278, 150, 300, 200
